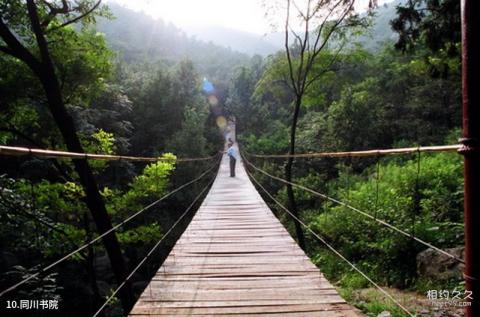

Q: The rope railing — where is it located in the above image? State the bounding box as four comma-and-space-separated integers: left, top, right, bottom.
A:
245, 166, 415, 317
242, 154, 465, 264
0, 158, 220, 298
0, 145, 220, 162
92, 174, 216, 317
246, 144, 460, 159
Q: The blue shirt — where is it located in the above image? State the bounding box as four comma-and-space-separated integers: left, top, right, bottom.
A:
227, 147, 237, 160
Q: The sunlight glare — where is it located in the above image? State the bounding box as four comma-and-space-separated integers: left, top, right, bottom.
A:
216, 116, 227, 129
110, 0, 395, 35
110, 0, 270, 34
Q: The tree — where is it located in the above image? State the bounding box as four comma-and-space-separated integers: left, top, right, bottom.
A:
391, 0, 460, 54
225, 59, 264, 135
167, 60, 211, 158
390, 0, 460, 77
0, 0, 134, 311
267, 0, 372, 250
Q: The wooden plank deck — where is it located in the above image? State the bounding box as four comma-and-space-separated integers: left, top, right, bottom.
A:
129, 150, 362, 316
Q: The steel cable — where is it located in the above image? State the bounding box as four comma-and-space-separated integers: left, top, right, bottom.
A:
245, 144, 460, 159
92, 173, 216, 317
242, 154, 464, 264
245, 166, 415, 317
0, 145, 220, 163
0, 158, 220, 297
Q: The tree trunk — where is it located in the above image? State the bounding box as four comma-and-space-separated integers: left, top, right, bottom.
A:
1, 2, 134, 311
285, 98, 306, 250
34, 62, 135, 313
22, 1, 135, 311
84, 212, 105, 317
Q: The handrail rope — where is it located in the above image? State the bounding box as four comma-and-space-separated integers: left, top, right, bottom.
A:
374, 155, 380, 219
92, 173, 216, 317
0, 158, 220, 297
245, 144, 460, 159
245, 166, 415, 317
242, 154, 465, 264
0, 145, 220, 162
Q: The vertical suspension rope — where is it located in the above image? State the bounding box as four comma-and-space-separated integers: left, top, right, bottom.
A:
245, 166, 415, 317
374, 155, 380, 220
115, 156, 121, 189
343, 158, 351, 229
0, 160, 219, 298
92, 174, 216, 317
413, 149, 421, 239
242, 155, 465, 263
345, 157, 351, 202
28, 153, 40, 249
410, 149, 422, 289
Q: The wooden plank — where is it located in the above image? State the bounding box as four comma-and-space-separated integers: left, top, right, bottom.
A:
131, 312, 360, 317
130, 303, 358, 315
146, 282, 336, 290
128, 146, 362, 316
133, 289, 340, 301
134, 299, 347, 307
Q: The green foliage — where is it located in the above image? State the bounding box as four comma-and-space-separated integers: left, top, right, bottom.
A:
0, 1, 114, 104
128, 154, 176, 199
0, 149, 176, 312
391, 0, 460, 78
95, 2, 248, 81
242, 121, 289, 155
50, 28, 114, 105
0, 0, 465, 315
238, 19, 463, 307
225, 57, 265, 135
309, 152, 463, 288
108, 153, 177, 217
92, 129, 116, 154
124, 60, 221, 157
117, 223, 162, 245
293, 45, 461, 156
167, 105, 209, 157
391, 0, 460, 55
3, 265, 62, 300
353, 293, 408, 317
81, 129, 117, 170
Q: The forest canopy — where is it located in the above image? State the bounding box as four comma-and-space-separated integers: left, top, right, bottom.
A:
0, 0, 466, 316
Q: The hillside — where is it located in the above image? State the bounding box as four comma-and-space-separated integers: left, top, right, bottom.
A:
0, 1, 468, 317
181, 0, 404, 54
96, 3, 250, 79
183, 25, 281, 56
357, 0, 402, 50
100, 0, 402, 59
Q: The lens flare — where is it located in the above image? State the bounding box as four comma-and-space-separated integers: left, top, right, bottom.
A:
202, 78, 215, 94
216, 116, 227, 129
208, 95, 219, 106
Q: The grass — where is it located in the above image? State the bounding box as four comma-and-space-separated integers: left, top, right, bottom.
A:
340, 287, 413, 316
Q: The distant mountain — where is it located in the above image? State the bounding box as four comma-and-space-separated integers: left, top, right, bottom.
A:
180, 0, 403, 54
183, 25, 281, 56
98, 0, 404, 67
96, 3, 249, 80
357, 0, 404, 51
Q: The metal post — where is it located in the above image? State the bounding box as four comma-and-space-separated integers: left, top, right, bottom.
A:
459, 1, 480, 316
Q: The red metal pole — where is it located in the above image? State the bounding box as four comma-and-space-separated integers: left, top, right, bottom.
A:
459, 1, 480, 316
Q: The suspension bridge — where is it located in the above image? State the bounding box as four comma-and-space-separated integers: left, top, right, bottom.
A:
127, 142, 362, 316
0, 123, 470, 317
0, 1, 479, 316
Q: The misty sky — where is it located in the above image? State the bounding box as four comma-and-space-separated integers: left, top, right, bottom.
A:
109, 0, 395, 34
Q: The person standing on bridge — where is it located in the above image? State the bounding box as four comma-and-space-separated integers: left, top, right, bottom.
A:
227, 142, 237, 177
